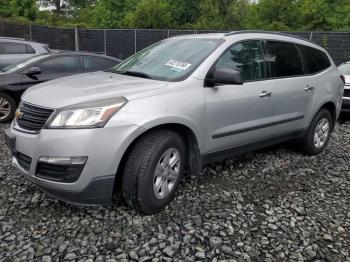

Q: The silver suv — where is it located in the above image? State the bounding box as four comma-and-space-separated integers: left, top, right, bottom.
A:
0, 37, 50, 69
5, 31, 344, 213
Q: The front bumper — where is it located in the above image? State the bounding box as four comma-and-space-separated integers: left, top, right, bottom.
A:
5, 123, 144, 205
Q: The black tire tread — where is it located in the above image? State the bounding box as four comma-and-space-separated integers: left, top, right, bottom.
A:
302, 108, 332, 155
122, 130, 183, 213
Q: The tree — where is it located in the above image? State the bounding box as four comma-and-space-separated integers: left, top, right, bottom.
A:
123, 0, 173, 29
38, 0, 66, 15
0, 0, 38, 21
90, 0, 138, 28
169, 0, 201, 28
194, 0, 250, 30
246, 0, 303, 31
300, 0, 350, 31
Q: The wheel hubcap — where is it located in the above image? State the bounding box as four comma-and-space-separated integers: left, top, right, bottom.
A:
314, 118, 329, 149
153, 148, 181, 200
0, 96, 11, 120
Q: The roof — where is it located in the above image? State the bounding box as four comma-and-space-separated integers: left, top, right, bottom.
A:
170, 30, 322, 49
224, 30, 318, 46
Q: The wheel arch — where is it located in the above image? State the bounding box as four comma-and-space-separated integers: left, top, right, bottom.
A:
113, 122, 202, 196
314, 100, 337, 131
0, 88, 21, 105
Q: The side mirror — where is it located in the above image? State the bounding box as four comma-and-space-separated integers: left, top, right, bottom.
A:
212, 68, 243, 85
26, 67, 42, 77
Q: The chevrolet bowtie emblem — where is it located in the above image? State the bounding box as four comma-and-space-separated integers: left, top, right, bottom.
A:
15, 110, 24, 120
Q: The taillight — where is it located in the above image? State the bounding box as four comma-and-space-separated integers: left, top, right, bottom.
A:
341, 75, 345, 84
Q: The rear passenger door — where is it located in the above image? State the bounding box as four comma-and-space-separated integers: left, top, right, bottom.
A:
265, 40, 316, 133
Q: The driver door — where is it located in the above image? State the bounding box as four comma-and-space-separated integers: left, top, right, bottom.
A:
204, 40, 275, 153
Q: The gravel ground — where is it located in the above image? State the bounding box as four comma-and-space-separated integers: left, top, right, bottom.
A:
0, 123, 350, 262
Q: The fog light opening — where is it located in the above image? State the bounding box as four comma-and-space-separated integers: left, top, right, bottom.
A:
38, 156, 88, 165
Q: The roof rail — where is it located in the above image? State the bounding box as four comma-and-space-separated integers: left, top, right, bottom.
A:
224, 30, 319, 46
0, 36, 26, 41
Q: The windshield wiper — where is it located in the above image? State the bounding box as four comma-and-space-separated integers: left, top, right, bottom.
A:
122, 70, 153, 79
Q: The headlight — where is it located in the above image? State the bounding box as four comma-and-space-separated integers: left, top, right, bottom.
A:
47, 97, 127, 128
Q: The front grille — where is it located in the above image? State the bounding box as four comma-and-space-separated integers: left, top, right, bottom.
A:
16, 103, 54, 132
36, 162, 85, 183
16, 152, 32, 171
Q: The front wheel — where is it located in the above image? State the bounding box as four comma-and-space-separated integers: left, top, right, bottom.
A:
302, 109, 333, 155
122, 130, 186, 214
0, 92, 16, 123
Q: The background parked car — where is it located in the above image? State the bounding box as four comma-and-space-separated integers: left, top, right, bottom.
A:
0, 52, 122, 122
0, 37, 51, 69
338, 62, 350, 113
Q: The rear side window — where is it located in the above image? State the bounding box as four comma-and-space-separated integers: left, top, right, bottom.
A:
83, 56, 117, 72
214, 40, 267, 81
2, 42, 36, 55
266, 41, 304, 77
3, 42, 27, 54
38, 56, 81, 74
298, 45, 331, 74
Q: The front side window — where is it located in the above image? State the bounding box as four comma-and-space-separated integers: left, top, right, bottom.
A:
214, 40, 267, 82
110, 38, 223, 81
3, 42, 27, 54
298, 45, 331, 74
266, 41, 304, 77
38, 56, 81, 74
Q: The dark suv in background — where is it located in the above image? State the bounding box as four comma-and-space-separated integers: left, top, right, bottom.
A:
0, 52, 121, 122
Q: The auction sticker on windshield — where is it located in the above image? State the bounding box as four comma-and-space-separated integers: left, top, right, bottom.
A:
165, 60, 192, 70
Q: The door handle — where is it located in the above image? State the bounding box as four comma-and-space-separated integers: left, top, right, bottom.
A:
259, 91, 273, 98
304, 85, 315, 92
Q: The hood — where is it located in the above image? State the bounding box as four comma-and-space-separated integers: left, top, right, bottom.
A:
22, 71, 169, 108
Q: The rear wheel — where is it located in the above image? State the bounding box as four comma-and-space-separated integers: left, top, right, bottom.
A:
0, 92, 16, 123
122, 130, 186, 214
302, 109, 332, 155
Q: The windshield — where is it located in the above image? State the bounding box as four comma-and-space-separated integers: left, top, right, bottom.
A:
110, 38, 223, 81
1, 55, 50, 73
339, 63, 350, 75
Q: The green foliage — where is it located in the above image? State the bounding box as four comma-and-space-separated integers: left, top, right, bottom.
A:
90, 0, 138, 28
0, 0, 38, 20
246, 0, 303, 31
0, 0, 349, 31
194, 0, 250, 30
123, 0, 172, 29
169, 0, 201, 28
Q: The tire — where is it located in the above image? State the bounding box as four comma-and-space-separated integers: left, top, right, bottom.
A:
0, 92, 16, 123
302, 109, 333, 155
122, 130, 186, 214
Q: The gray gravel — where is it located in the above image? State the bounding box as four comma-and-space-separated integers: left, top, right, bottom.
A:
1, 123, 350, 261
